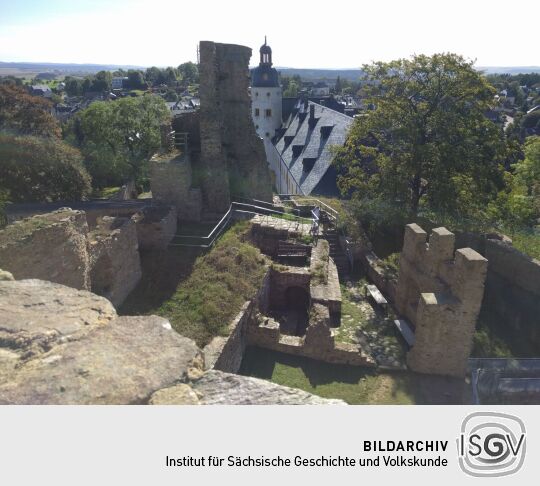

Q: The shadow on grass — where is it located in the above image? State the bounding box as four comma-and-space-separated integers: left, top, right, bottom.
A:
239, 346, 470, 405
119, 245, 201, 315
240, 346, 373, 387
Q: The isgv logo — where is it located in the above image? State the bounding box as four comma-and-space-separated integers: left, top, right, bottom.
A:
457, 412, 526, 477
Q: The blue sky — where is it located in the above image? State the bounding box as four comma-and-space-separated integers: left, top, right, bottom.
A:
0, 0, 538, 68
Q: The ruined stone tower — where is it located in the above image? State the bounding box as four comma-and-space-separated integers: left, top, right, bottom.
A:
395, 224, 488, 377
199, 41, 272, 214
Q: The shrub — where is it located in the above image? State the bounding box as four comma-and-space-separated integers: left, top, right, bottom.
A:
0, 133, 91, 202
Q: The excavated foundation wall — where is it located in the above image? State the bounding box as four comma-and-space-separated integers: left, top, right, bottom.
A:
88, 216, 142, 308
0, 209, 91, 290
0, 209, 150, 308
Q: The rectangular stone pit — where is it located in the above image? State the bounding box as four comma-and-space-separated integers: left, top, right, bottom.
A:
88, 216, 142, 308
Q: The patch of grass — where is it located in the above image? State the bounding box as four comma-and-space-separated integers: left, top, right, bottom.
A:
91, 186, 120, 199
272, 211, 307, 223
334, 280, 406, 366
239, 347, 466, 404
152, 222, 268, 347
297, 234, 314, 245
379, 252, 400, 282
311, 262, 327, 285
508, 230, 540, 260
271, 262, 289, 272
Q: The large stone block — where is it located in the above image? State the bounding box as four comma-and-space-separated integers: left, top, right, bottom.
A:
0, 209, 90, 290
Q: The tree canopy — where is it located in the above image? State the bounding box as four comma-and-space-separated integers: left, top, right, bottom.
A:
490, 136, 540, 230
70, 95, 171, 187
334, 53, 508, 220
177, 62, 199, 85
0, 133, 91, 203
0, 84, 61, 138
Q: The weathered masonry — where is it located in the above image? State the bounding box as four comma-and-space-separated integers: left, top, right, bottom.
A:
199, 41, 272, 213
0, 207, 177, 308
395, 224, 488, 377
151, 41, 273, 222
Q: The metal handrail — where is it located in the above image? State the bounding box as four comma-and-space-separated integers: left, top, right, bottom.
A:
279, 194, 354, 269
168, 200, 313, 248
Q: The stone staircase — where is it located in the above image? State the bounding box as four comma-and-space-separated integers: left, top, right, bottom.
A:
322, 223, 350, 276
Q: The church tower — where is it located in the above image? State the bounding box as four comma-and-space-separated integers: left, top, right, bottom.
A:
250, 37, 282, 140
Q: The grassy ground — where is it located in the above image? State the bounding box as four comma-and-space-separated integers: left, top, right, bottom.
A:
334, 278, 406, 367
90, 186, 120, 199
508, 230, 540, 260
240, 346, 468, 404
122, 222, 268, 347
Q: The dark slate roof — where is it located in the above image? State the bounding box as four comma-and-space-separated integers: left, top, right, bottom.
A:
274, 101, 353, 195
251, 65, 280, 88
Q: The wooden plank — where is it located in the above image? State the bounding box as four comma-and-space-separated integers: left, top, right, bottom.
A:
394, 319, 415, 346
366, 284, 388, 305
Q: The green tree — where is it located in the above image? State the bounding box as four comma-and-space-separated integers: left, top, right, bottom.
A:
522, 110, 540, 129
126, 70, 146, 90
0, 133, 91, 202
71, 96, 171, 188
489, 137, 540, 230
0, 84, 61, 138
145, 66, 162, 86
334, 53, 507, 219
178, 62, 199, 84
92, 70, 112, 92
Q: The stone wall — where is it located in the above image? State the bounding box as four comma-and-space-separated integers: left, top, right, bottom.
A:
0, 209, 90, 290
199, 41, 272, 213
395, 224, 488, 377
172, 111, 201, 152
247, 303, 375, 367
88, 216, 142, 308
133, 206, 177, 250
0, 209, 144, 309
310, 240, 342, 317
149, 152, 202, 222
203, 301, 253, 373
250, 214, 311, 257
482, 239, 540, 348
267, 266, 311, 310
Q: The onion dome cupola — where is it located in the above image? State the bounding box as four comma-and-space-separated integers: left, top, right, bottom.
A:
251, 36, 280, 88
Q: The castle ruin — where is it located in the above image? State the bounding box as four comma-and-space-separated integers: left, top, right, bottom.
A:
395, 224, 488, 377
150, 41, 272, 221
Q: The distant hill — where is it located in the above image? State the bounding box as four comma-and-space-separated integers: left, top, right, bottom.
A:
276, 68, 363, 81
1, 61, 539, 80
477, 66, 540, 75
0, 61, 146, 78
274, 66, 540, 81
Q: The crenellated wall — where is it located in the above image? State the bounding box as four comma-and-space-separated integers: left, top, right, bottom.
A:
395, 224, 488, 377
